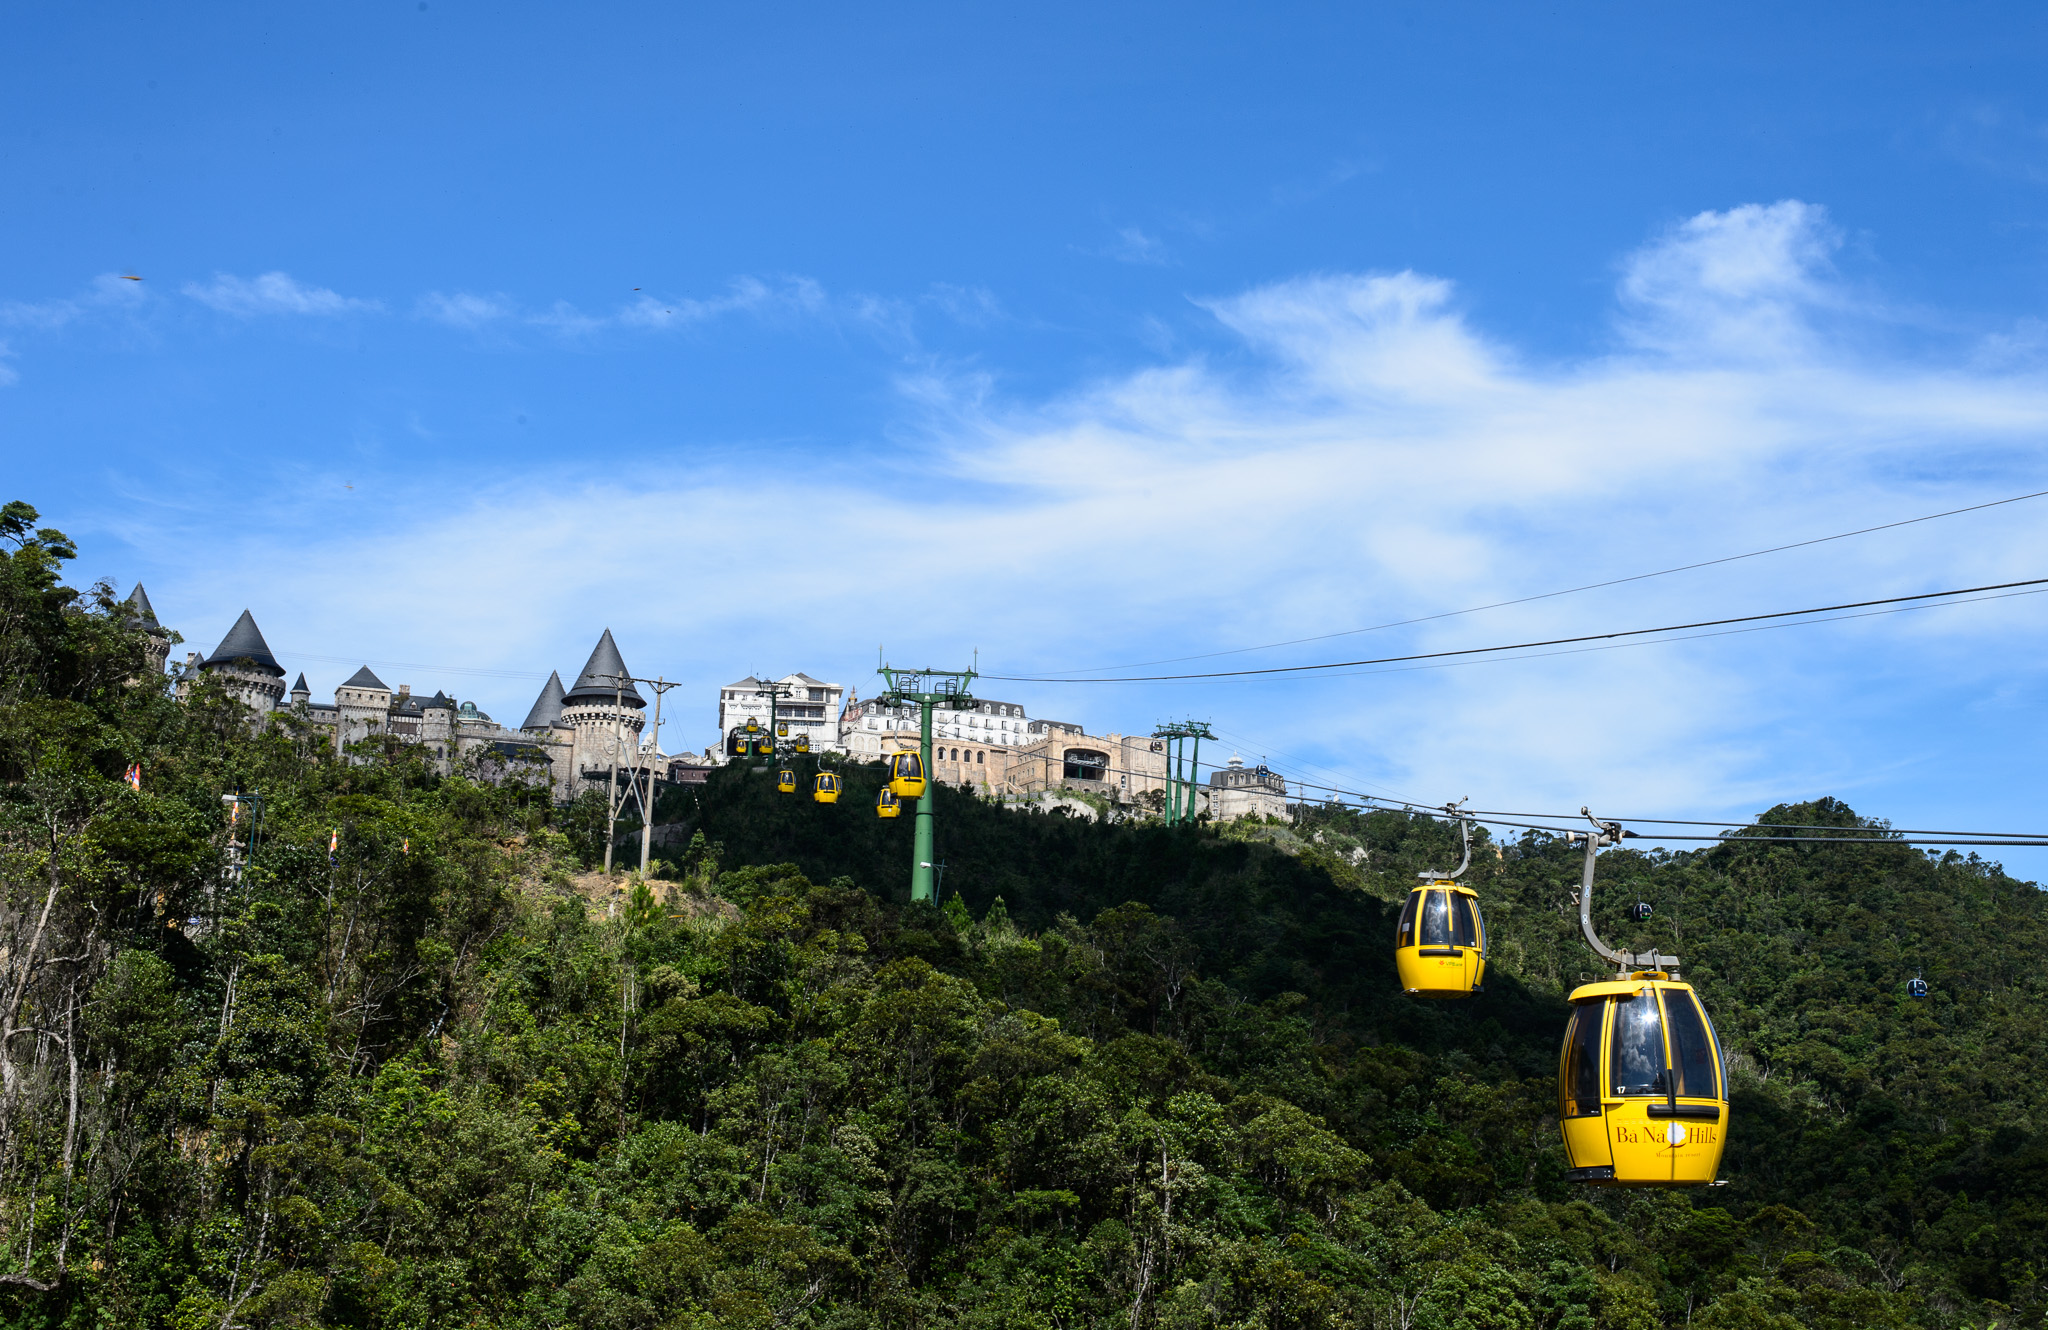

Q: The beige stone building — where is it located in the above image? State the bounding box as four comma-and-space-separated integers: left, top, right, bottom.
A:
1206, 755, 1289, 821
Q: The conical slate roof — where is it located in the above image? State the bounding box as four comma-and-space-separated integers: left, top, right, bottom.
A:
202, 610, 284, 676
125, 583, 160, 628
521, 670, 567, 730
341, 665, 388, 690
562, 629, 644, 708
291, 673, 310, 695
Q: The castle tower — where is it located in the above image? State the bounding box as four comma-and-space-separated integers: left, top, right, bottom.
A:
124, 584, 171, 681
334, 665, 393, 752
290, 673, 311, 707
556, 630, 644, 802
518, 670, 575, 795
197, 610, 287, 719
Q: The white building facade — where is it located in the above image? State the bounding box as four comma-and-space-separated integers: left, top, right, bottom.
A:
717, 673, 846, 757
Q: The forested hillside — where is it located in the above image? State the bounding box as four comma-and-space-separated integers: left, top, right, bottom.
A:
3, 500, 2045, 1329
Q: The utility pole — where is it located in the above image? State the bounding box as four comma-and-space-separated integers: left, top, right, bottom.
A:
602, 675, 632, 874
1151, 721, 1215, 826
593, 672, 683, 874
876, 662, 976, 902
635, 677, 681, 874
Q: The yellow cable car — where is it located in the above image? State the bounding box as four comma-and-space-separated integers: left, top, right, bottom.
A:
745, 717, 760, 735
877, 787, 901, 818
755, 736, 776, 757
1559, 974, 1727, 1186
814, 772, 841, 803
776, 768, 796, 793
887, 751, 926, 799
793, 734, 811, 754
776, 721, 789, 738
1559, 811, 1728, 1187
1394, 806, 1485, 998
727, 728, 750, 756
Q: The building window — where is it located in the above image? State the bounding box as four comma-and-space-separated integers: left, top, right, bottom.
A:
1063, 749, 1108, 781
976, 750, 984, 763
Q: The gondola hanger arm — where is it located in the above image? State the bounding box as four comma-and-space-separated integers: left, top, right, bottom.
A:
1578, 807, 1681, 977
1420, 799, 1473, 880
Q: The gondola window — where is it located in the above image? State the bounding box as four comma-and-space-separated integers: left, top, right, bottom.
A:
1610, 992, 1666, 1097
1665, 991, 1719, 1099
1419, 890, 1452, 947
1561, 1004, 1603, 1117
1451, 894, 1481, 948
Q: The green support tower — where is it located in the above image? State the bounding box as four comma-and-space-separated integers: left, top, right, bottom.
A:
876, 663, 977, 902
1151, 720, 1215, 825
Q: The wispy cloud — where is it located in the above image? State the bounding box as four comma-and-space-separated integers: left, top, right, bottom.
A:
182, 271, 381, 317
1100, 226, 1171, 266
415, 290, 516, 329
1940, 103, 2048, 185
124, 202, 2048, 831
924, 283, 1004, 328
421, 275, 848, 338
0, 273, 150, 330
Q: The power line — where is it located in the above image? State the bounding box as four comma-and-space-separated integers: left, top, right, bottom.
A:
982, 576, 2048, 684
1028, 486, 2048, 676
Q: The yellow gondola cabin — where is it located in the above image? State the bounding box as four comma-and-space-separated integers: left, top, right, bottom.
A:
1393, 805, 1485, 998
813, 772, 841, 803
876, 788, 901, 818
776, 768, 796, 793
887, 752, 926, 799
1394, 880, 1487, 997
1558, 975, 1728, 1186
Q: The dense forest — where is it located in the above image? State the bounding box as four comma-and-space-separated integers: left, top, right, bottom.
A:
2, 497, 2045, 1329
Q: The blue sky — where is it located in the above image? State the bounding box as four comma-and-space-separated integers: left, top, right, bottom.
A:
7, 3, 2048, 869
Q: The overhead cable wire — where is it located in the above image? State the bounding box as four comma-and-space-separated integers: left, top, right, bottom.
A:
877, 740, 2048, 846
1460, 809, 2048, 839
982, 576, 2048, 684
1028, 486, 2048, 676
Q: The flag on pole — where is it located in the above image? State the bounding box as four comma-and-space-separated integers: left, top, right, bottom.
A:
123, 763, 141, 790
328, 829, 339, 865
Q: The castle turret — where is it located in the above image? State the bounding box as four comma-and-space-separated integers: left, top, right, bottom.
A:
557, 630, 645, 801
290, 673, 311, 707
124, 584, 171, 681
521, 671, 567, 732
197, 610, 287, 719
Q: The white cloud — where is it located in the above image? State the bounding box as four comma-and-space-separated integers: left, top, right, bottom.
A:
182, 271, 380, 317
416, 290, 515, 329
0, 273, 150, 330
1103, 226, 1171, 265
141, 202, 2048, 844
1617, 200, 1842, 359
925, 283, 1004, 327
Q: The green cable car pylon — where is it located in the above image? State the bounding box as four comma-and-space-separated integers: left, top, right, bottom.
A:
1151, 720, 1215, 825
876, 661, 977, 902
